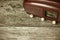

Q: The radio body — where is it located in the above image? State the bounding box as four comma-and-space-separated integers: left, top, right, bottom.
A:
23, 0, 60, 24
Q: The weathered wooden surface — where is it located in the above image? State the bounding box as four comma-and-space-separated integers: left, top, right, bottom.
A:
0, 27, 60, 40
0, 0, 60, 40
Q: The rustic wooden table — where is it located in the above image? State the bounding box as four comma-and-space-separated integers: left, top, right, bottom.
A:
0, 27, 60, 40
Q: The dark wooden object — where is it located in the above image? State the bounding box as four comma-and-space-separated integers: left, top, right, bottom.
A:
23, 0, 60, 23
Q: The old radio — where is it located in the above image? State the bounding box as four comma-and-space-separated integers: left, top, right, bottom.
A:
23, 0, 60, 24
